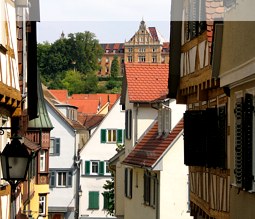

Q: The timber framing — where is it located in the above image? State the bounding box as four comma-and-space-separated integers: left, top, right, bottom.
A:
0, 81, 22, 116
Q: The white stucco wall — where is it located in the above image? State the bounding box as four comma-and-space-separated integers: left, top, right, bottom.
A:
46, 103, 77, 209
159, 134, 192, 219
79, 98, 125, 218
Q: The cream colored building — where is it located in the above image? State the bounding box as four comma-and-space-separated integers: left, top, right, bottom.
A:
219, 1, 255, 218
99, 20, 169, 77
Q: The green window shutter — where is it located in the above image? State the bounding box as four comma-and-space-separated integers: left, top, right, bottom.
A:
89, 191, 99, 209
55, 138, 60, 155
49, 171, 55, 187
85, 161, 90, 175
99, 161, 105, 175
101, 129, 106, 143
117, 129, 123, 143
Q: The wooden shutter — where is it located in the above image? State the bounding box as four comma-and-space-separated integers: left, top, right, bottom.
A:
189, 0, 198, 39
158, 108, 163, 135
243, 94, 254, 190
89, 191, 99, 209
206, 108, 220, 168
217, 106, 227, 168
124, 168, 128, 197
164, 108, 171, 134
129, 169, 133, 198
49, 171, 55, 187
184, 110, 207, 166
125, 110, 132, 140
55, 138, 60, 155
117, 129, 123, 143
234, 97, 244, 187
99, 161, 105, 175
67, 171, 72, 187
85, 161, 90, 175
101, 129, 106, 143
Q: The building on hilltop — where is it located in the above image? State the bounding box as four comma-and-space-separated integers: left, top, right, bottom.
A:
98, 20, 170, 77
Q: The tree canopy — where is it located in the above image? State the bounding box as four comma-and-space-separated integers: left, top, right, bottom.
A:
37, 31, 104, 93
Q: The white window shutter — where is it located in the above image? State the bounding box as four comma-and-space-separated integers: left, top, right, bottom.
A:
164, 108, 171, 134
158, 109, 163, 135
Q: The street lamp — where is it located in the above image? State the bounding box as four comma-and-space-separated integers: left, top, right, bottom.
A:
1, 134, 31, 193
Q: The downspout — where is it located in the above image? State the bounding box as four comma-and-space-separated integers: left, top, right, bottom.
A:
74, 130, 81, 219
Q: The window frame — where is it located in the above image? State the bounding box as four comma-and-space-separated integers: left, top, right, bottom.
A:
91, 161, 99, 175
49, 170, 72, 188
50, 138, 60, 156
39, 194, 47, 216
39, 149, 46, 172
138, 56, 146, 63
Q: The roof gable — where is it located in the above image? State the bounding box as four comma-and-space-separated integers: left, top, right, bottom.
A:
123, 118, 183, 168
125, 63, 169, 103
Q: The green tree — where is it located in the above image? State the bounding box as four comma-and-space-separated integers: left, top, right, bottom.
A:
102, 178, 115, 216
37, 31, 104, 88
110, 55, 120, 79
61, 70, 85, 94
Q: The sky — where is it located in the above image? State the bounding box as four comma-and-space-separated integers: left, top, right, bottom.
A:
37, 0, 171, 44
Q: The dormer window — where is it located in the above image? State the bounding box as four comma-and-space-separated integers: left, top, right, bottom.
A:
158, 106, 171, 136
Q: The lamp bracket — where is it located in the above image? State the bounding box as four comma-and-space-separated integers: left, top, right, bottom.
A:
0, 127, 12, 135
0, 127, 19, 135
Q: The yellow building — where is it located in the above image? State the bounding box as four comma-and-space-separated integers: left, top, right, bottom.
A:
98, 20, 169, 77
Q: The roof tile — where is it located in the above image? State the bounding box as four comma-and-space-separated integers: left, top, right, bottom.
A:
123, 119, 184, 168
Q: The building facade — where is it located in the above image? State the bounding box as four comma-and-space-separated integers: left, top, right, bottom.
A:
169, 0, 229, 218
98, 20, 169, 77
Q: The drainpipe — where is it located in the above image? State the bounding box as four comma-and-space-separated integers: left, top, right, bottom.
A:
74, 130, 81, 219
156, 176, 160, 219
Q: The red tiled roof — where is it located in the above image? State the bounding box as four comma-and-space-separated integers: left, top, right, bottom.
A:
67, 99, 99, 114
125, 63, 169, 103
123, 118, 184, 168
148, 27, 159, 41
78, 113, 105, 130
49, 90, 68, 103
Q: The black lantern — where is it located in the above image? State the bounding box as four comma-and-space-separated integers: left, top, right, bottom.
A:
1, 135, 30, 182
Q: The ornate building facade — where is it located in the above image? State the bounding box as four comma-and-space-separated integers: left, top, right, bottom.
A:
98, 20, 170, 77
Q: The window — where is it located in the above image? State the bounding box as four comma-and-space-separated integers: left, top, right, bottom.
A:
50, 138, 60, 156
29, 156, 36, 179
91, 161, 99, 175
105, 162, 111, 175
128, 56, 133, 63
139, 47, 145, 52
128, 48, 133, 52
224, 0, 236, 8
106, 57, 109, 63
144, 171, 157, 207
152, 47, 157, 52
85, 161, 109, 176
40, 150, 46, 172
39, 195, 46, 216
161, 56, 165, 63
184, 106, 227, 168
138, 56, 146, 62
49, 170, 72, 188
125, 110, 132, 140
100, 129, 124, 143
187, 0, 206, 40
89, 191, 99, 209
234, 92, 254, 191
125, 168, 133, 198
152, 56, 157, 63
